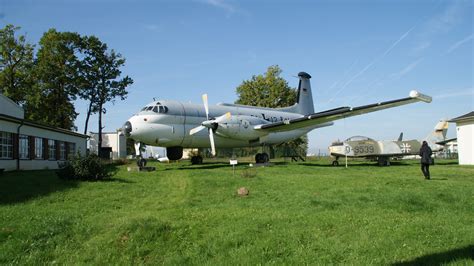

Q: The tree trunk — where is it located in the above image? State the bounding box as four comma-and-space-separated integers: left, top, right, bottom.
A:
83, 101, 93, 135
98, 101, 103, 158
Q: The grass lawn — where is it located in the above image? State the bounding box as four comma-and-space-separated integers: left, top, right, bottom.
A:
1, 158, 473, 264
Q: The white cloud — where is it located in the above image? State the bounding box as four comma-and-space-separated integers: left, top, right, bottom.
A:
197, 0, 249, 17
413, 1, 470, 54
143, 24, 163, 32
446, 34, 474, 54
326, 26, 415, 104
202, 0, 236, 13
390, 58, 424, 80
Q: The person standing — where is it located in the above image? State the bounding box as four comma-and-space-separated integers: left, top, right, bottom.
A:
419, 141, 433, 180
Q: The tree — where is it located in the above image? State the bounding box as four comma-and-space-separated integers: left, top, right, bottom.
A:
235, 65, 297, 108
76, 36, 105, 134
0, 24, 34, 105
235, 65, 308, 156
77, 36, 133, 154
31, 29, 82, 130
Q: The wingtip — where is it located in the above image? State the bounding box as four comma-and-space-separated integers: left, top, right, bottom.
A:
410, 90, 432, 103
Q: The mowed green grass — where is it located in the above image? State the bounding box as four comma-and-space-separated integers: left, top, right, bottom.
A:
1, 158, 473, 265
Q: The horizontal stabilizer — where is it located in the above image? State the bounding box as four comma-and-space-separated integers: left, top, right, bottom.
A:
436, 137, 456, 146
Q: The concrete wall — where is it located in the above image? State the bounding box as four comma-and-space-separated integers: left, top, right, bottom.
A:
456, 121, 473, 165
89, 132, 127, 159
0, 120, 87, 171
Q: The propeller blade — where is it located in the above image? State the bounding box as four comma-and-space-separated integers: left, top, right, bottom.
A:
189, 125, 205, 135
202, 94, 209, 120
209, 129, 216, 156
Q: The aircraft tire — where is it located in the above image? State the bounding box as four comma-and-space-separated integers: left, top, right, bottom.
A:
261, 153, 269, 163
191, 155, 203, 165
255, 153, 263, 164
167, 146, 183, 161
332, 161, 339, 166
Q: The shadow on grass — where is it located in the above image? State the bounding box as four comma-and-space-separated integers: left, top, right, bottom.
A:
433, 160, 459, 165
165, 162, 232, 170
101, 177, 135, 183
0, 170, 79, 205
0, 165, 129, 205
391, 244, 474, 266
164, 160, 291, 171
299, 161, 409, 167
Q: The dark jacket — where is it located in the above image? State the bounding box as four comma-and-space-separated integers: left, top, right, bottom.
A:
419, 143, 432, 164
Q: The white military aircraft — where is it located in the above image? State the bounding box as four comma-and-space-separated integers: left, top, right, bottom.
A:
123, 72, 432, 164
328, 120, 451, 166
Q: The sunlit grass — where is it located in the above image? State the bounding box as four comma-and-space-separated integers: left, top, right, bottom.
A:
1, 158, 473, 264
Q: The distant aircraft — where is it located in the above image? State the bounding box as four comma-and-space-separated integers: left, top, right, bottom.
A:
123, 72, 432, 165
328, 120, 451, 166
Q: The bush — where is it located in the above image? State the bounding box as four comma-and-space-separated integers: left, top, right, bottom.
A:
57, 154, 115, 181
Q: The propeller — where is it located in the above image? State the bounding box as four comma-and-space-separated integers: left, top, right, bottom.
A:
189, 94, 232, 156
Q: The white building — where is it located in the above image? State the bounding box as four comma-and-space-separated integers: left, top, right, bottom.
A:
0, 94, 87, 171
89, 131, 127, 159
449, 111, 474, 165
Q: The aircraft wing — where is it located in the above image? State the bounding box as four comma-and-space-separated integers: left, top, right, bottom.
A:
254, 90, 432, 132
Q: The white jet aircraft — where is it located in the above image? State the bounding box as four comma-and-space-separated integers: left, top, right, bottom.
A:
123, 72, 432, 164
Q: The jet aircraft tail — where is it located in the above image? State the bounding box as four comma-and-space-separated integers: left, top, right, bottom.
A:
279, 72, 315, 115
424, 119, 449, 150
397, 132, 403, 141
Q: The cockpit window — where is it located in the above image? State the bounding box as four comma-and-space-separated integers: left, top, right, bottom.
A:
141, 103, 168, 113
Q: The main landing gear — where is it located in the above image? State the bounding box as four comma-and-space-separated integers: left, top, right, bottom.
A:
255, 152, 269, 164
331, 156, 340, 166
191, 155, 203, 165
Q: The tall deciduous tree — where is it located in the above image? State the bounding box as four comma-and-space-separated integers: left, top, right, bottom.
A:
235, 66, 308, 156
0, 24, 34, 105
32, 29, 82, 130
235, 65, 297, 108
77, 35, 133, 154
76, 36, 104, 134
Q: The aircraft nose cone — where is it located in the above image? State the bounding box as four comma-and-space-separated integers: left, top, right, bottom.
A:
123, 121, 132, 137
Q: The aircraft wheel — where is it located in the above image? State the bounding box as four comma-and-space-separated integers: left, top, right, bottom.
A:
255, 153, 263, 164
167, 146, 183, 161
332, 161, 339, 166
261, 153, 269, 163
137, 158, 147, 168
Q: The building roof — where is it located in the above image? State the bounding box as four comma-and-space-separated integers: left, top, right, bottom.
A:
449, 111, 474, 123
0, 113, 88, 138
0, 93, 24, 119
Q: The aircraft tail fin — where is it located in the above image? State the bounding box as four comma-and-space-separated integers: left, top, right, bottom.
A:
279, 72, 315, 115
397, 132, 403, 141
424, 119, 449, 149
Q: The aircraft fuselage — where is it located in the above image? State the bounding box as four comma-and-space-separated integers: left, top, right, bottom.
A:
125, 100, 331, 149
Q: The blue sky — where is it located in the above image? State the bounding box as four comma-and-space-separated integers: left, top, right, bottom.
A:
2, 0, 473, 153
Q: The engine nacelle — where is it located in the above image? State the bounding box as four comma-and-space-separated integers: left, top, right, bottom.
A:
215, 115, 268, 140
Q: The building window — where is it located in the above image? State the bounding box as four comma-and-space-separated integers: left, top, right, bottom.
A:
19, 135, 29, 159
48, 139, 56, 160
35, 137, 43, 159
0, 132, 13, 159
59, 142, 66, 160
68, 142, 76, 158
